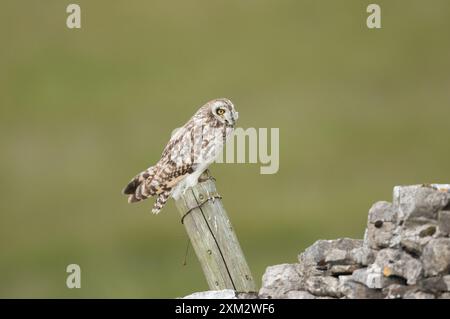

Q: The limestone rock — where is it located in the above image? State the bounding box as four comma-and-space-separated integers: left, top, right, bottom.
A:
445, 275, 450, 291
183, 289, 237, 299
338, 275, 353, 286
383, 284, 413, 299
259, 263, 302, 298
353, 245, 377, 266
438, 211, 450, 236
303, 275, 341, 298
393, 185, 449, 223
364, 202, 401, 249
374, 248, 423, 285
365, 222, 397, 249
298, 238, 363, 267
330, 264, 359, 276
417, 276, 449, 293
340, 280, 384, 299
439, 292, 450, 299
399, 223, 438, 256
351, 265, 404, 289
403, 291, 435, 299
422, 238, 450, 276
368, 201, 397, 223
284, 290, 316, 299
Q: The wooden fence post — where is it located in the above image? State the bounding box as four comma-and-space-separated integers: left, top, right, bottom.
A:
174, 171, 257, 293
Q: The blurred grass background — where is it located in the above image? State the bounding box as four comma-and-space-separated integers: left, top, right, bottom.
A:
1, 0, 450, 298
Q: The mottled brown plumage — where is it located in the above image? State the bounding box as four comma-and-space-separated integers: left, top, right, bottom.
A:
122, 98, 238, 213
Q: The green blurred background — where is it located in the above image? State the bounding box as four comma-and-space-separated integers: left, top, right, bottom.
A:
1, 0, 449, 298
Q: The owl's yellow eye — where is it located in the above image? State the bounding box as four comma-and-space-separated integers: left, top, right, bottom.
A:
216, 108, 225, 115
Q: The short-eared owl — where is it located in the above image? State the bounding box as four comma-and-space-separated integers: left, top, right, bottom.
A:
122, 98, 238, 214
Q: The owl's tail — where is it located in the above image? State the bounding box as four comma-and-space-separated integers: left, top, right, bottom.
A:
122, 166, 157, 203
151, 191, 171, 214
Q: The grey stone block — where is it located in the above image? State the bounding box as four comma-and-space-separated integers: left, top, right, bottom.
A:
298, 238, 363, 266
403, 291, 435, 299
374, 248, 423, 285
340, 280, 384, 299
393, 185, 449, 223
383, 284, 413, 299
338, 275, 353, 286
445, 275, 450, 291
438, 210, 450, 236
236, 292, 259, 299
351, 265, 404, 289
422, 238, 450, 276
399, 223, 438, 256
418, 276, 449, 293
183, 289, 237, 299
284, 290, 316, 299
303, 275, 342, 298
439, 292, 450, 299
368, 201, 396, 223
259, 263, 302, 299
353, 245, 377, 266
365, 222, 397, 249
330, 264, 359, 276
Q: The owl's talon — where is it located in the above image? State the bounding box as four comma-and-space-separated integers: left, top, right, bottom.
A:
198, 170, 211, 183
207, 172, 216, 182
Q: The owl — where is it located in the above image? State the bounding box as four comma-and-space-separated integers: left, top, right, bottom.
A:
122, 98, 238, 214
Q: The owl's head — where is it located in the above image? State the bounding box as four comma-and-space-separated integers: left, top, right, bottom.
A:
209, 98, 239, 127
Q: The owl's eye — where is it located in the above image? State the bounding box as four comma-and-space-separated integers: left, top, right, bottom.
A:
216, 108, 225, 115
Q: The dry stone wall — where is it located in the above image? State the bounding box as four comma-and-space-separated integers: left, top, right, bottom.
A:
184, 184, 450, 299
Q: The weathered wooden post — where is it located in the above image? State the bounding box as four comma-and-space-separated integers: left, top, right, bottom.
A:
174, 171, 257, 293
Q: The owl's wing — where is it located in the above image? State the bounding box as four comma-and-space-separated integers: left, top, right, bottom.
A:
123, 122, 199, 203
160, 119, 197, 159
124, 160, 197, 204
